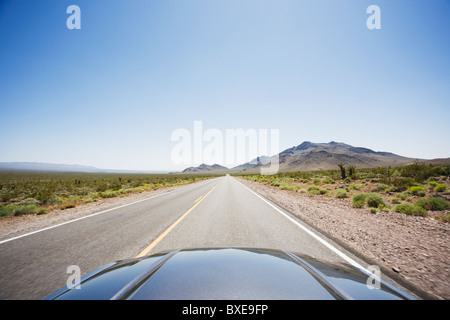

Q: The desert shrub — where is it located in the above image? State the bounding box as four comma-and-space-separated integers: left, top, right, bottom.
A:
393, 203, 427, 216
270, 180, 281, 187
95, 182, 108, 192
18, 198, 40, 206
371, 184, 389, 193
343, 177, 352, 183
409, 186, 426, 197
323, 178, 335, 184
307, 186, 326, 195
366, 194, 386, 208
385, 186, 402, 193
37, 208, 50, 215
335, 189, 348, 199
428, 181, 438, 187
415, 197, 450, 211
60, 202, 76, 210
434, 184, 447, 192
307, 186, 320, 195
349, 184, 364, 191
279, 183, 295, 190
435, 214, 450, 223
100, 190, 120, 198
352, 193, 369, 208
396, 193, 410, 201
14, 204, 38, 216
0, 206, 14, 218
352, 193, 386, 209
389, 177, 416, 192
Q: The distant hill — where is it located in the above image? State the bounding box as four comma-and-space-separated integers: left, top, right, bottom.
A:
230, 141, 421, 173
181, 163, 229, 174
0, 162, 167, 174
3, 142, 448, 175
0, 162, 101, 172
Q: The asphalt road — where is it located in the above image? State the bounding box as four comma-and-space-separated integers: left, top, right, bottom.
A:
0, 175, 370, 300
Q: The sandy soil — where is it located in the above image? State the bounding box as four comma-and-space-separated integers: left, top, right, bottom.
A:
236, 177, 449, 300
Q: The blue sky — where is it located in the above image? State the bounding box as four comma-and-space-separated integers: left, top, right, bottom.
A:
0, 0, 449, 171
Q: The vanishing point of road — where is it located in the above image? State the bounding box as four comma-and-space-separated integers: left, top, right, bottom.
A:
0, 175, 374, 299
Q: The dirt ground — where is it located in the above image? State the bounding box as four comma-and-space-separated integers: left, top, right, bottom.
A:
237, 177, 449, 300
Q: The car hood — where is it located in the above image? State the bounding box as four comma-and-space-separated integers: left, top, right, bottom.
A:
45, 247, 415, 300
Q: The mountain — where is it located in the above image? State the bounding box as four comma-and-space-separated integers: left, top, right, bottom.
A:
231, 141, 419, 173
181, 163, 229, 174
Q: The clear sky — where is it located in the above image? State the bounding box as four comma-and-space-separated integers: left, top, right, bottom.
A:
1, 0, 449, 171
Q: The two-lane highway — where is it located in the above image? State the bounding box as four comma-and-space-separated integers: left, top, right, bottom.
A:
0, 175, 368, 300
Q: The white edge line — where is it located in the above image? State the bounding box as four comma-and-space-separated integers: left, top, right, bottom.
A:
0, 179, 215, 245
233, 177, 368, 272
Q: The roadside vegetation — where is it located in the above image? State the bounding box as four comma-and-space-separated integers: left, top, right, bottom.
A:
0, 172, 215, 219
238, 161, 450, 223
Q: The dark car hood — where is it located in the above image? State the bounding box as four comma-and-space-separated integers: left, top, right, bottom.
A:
45, 248, 415, 300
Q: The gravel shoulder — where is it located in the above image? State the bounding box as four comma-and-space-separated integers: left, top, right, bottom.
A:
237, 177, 449, 300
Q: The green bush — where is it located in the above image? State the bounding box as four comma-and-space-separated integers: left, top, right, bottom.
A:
390, 177, 416, 192
371, 184, 389, 193
395, 192, 410, 201
415, 197, 450, 211
393, 203, 427, 216
279, 183, 295, 190
19, 198, 40, 206
60, 202, 76, 210
366, 194, 386, 208
100, 190, 120, 198
352, 193, 386, 208
435, 214, 450, 223
434, 184, 447, 192
409, 186, 426, 197
0, 206, 15, 218
307, 186, 326, 195
270, 180, 281, 187
37, 208, 50, 215
335, 189, 348, 199
428, 181, 438, 187
352, 193, 369, 208
307, 186, 320, 195
14, 204, 38, 216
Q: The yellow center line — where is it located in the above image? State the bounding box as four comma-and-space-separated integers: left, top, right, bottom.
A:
194, 195, 203, 203
136, 183, 220, 258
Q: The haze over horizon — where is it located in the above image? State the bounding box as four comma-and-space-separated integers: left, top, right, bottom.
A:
1, 1, 449, 171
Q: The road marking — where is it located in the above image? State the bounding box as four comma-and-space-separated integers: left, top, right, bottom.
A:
136, 183, 220, 258
0, 179, 218, 245
233, 177, 367, 272
194, 195, 203, 203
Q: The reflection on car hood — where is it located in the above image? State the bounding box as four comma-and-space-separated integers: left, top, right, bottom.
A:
45, 248, 415, 300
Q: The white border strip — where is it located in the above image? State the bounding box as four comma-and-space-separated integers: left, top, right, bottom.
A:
233, 177, 367, 271
0, 179, 215, 245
